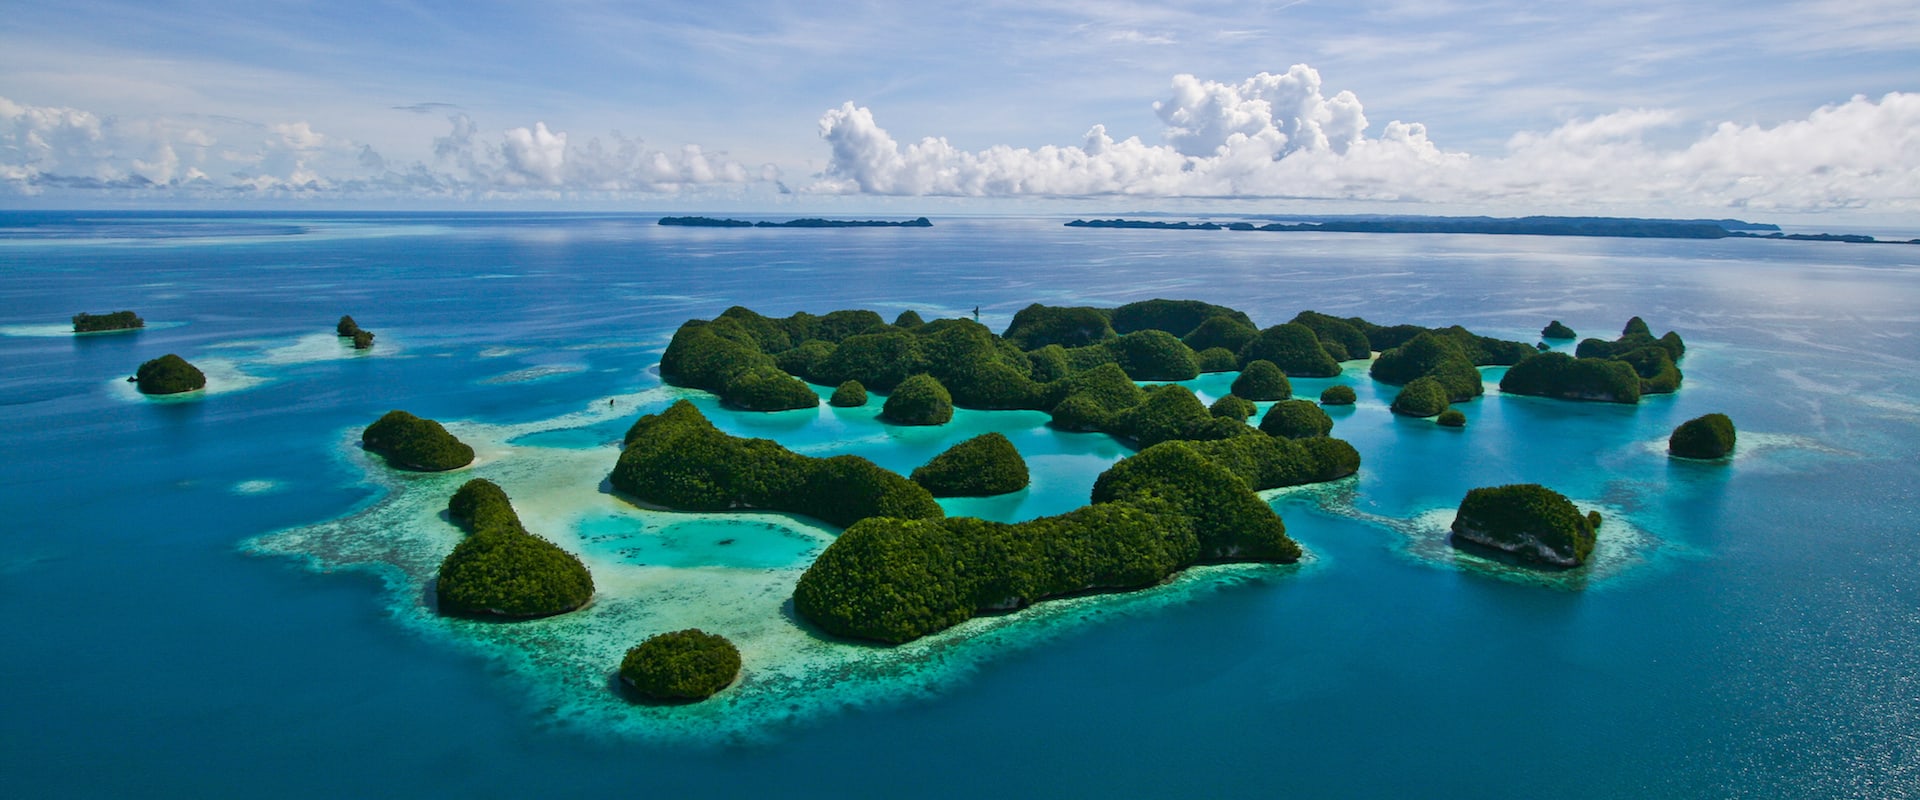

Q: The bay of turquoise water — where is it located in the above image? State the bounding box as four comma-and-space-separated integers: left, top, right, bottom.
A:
2, 211, 1917, 797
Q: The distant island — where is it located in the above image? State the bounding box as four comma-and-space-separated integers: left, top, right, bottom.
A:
73, 310, 144, 333
1067, 215, 1920, 245
660, 216, 932, 228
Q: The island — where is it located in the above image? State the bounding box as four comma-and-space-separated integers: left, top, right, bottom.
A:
881, 373, 955, 425
336, 315, 376, 350
133, 354, 206, 395
911, 433, 1029, 497
1542, 320, 1577, 339
1230, 360, 1292, 401
828, 380, 868, 407
1669, 413, 1736, 459
361, 410, 476, 471
1437, 409, 1467, 428
1259, 399, 1333, 439
1389, 376, 1451, 418
74, 310, 144, 333
618, 629, 741, 702
1502, 317, 1685, 402
1449, 483, 1597, 567
1319, 385, 1356, 406
659, 216, 932, 228
436, 478, 595, 618
1209, 394, 1257, 421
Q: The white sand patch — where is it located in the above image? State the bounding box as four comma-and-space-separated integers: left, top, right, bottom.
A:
252, 332, 401, 364
106, 357, 268, 401
232, 479, 281, 494
0, 320, 186, 338
480, 364, 587, 384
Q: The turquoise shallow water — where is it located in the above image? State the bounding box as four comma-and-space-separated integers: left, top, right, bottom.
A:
2, 211, 1918, 797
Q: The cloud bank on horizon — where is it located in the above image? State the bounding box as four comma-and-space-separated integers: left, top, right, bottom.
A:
3, 64, 1916, 214
814, 66, 1920, 213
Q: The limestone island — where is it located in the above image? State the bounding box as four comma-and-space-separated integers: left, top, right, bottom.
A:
74, 310, 144, 333
336, 315, 375, 350
1449, 484, 1598, 568
361, 410, 475, 471
1500, 317, 1686, 403
1319, 385, 1356, 406
1541, 320, 1577, 340
1669, 413, 1736, 459
133, 354, 205, 395
436, 478, 594, 618
619, 629, 741, 702
911, 432, 1029, 497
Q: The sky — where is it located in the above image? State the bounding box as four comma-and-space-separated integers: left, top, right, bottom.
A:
1, 0, 1916, 221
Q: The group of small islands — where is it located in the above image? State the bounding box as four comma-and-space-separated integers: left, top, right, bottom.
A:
338, 297, 1735, 704
81, 310, 378, 396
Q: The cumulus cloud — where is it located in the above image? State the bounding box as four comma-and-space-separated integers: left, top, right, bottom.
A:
815, 66, 1920, 213
0, 97, 774, 198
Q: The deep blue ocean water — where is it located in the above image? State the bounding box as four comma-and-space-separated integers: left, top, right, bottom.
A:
2, 212, 1917, 798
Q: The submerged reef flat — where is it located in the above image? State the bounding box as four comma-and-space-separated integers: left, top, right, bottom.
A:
246, 388, 1311, 741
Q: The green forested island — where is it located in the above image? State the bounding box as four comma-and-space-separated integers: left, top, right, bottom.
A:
73, 310, 144, 333
362, 410, 475, 471
1670, 413, 1737, 459
1501, 318, 1685, 403
1450, 484, 1598, 567
1058, 215, 1920, 244
619, 629, 742, 702
911, 433, 1029, 497
436, 478, 595, 618
134, 354, 205, 394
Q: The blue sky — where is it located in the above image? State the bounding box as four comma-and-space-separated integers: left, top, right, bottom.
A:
1, 0, 1915, 220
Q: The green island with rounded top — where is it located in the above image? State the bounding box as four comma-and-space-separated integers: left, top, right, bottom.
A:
1209, 394, 1257, 421
1319, 385, 1357, 406
828, 379, 867, 407
1437, 409, 1467, 427
1230, 359, 1292, 401
1541, 320, 1577, 339
134, 354, 206, 395
882, 373, 955, 425
1669, 413, 1736, 459
74, 310, 144, 333
912, 432, 1029, 497
619, 629, 741, 702
1390, 376, 1452, 417
436, 478, 594, 618
1259, 399, 1333, 439
1449, 483, 1597, 567
362, 410, 475, 471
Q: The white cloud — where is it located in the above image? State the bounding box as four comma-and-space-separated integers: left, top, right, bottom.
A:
814, 67, 1920, 213
0, 97, 776, 198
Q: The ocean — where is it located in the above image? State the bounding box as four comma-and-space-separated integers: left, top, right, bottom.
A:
2, 211, 1916, 798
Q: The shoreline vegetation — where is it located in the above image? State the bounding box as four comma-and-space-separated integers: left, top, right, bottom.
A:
1065, 215, 1919, 245
73, 310, 144, 333
660, 216, 932, 228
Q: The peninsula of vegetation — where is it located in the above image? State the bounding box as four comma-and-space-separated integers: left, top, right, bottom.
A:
133, 354, 205, 395
659, 216, 933, 228
73, 310, 144, 333
1501, 317, 1685, 403
361, 410, 475, 471
1449, 483, 1599, 568
336, 315, 375, 350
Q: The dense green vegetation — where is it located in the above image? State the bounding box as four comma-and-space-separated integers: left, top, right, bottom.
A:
1209, 394, 1257, 421
73, 310, 144, 332
1238, 323, 1340, 376
911, 433, 1029, 496
336, 315, 360, 336
1042, 362, 1143, 432
795, 439, 1311, 643
1108, 385, 1249, 448
1290, 311, 1372, 361
1542, 320, 1577, 339
1182, 315, 1259, 354
1105, 329, 1199, 380
1560, 318, 1687, 396
882, 374, 955, 425
362, 410, 475, 471
1319, 385, 1357, 405
1669, 413, 1736, 459
609, 400, 941, 528
1195, 347, 1240, 372
1259, 399, 1333, 439
1003, 303, 1116, 349
1498, 352, 1643, 403
1437, 409, 1467, 427
351, 330, 375, 350
1230, 360, 1292, 400
618, 629, 741, 701
893, 310, 925, 328
134, 354, 206, 395
336, 315, 376, 350
1110, 299, 1253, 337
659, 318, 821, 410
1450, 483, 1597, 567
1390, 376, 1452, 417
435, 478, 595, 618
828, 380, 868, 407
1370, 331, 1483, 401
